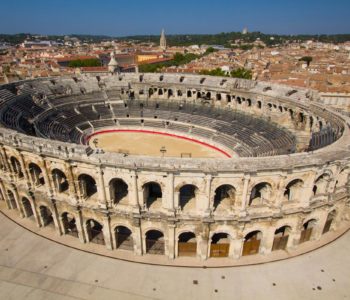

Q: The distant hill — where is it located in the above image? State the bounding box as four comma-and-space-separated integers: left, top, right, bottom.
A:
1, 32, 350, 46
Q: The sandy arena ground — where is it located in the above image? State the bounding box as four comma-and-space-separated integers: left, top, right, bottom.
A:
88, 131, 230, 158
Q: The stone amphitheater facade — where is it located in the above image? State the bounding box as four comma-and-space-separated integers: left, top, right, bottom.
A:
0, 72, 349, 265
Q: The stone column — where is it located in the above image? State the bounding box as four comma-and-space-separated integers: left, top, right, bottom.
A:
204, 174, 212, 213
260, 227, 275, 255
51, 199, 63, 235
18, 153, 31, 188
41, 157, 53, 197
132, 217, 142, 255
97, 167, 107, 209
12, 187, 24, 218
102, 214, 113, 250
65, 162, 79, 203
240, 175, 250, 211
75, 208, 86, 243
167, 173, 175, 212
130, 170, 140, 210
0, 147, 10, 172
198, 223, 210, 260
167, 223, 176, 259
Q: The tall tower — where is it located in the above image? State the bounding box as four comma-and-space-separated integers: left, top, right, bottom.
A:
108, 51, 119, 73
160, 29, 167, 51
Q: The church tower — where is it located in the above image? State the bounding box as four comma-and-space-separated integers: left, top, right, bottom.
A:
160, 29, 167, 51
108, 51, 119, 73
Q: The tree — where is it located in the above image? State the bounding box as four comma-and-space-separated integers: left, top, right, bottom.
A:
230, 68, 252, 79
299, 56, 313, 67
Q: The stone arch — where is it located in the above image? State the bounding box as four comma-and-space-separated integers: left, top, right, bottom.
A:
313, 173, 331, 195
322, 210, 337, 234
299, 219, 317, 243
179, 184, 198, 212
145, 230, 165, 255
10, 156, 23, 178
61, 212, 79, 237
21, 197, 34, 218
78, 174, 97, 199
284, 179, 304, 201
178, 232, 197, 257
86, 219, 104, 245
115, 225, 133, 250
210, 232, 230, 258
272, 226, 292, 251
249, 182, 272, 206
242, 231, 262, 256
143, 181, 162, 209
28, 162, 45, 186
39, 205, 54, 227
109, 178, 128, 205
213, 184, 236, 212
52, 168, 69, 193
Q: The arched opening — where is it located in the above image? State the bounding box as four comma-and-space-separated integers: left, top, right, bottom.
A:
335, 168, 349, 188
187, 90, 192, 98
158, 89, 163, 96
39, 206, 54, 227
213, 185, 236, 211
52, 169, 69, 193
22, 197, 34, 218
323, 210, 336, 234
242, 231, 262, 256
249, 182, 272, 206
109, 178, 128, 205
284, 179, 303, 201
145, 230, 164, 255
10, 156, 23, 178
210, 233, 230, 257
143, 182, 162, 209
206, 92, 211, 100
86, 219, 105, 245
313, 174, 330, 196
177, 90, 182, 97
29, 163, 45, 186
168, 89, 173, 98
178, 232, 197, 257
272, 226, 291, 251
115, 226, 133, 250
179, 184, 198, 211
78, 174, 97, 199
216, 93, 221, 101
299, 219, 316, 243
62, 212, 78, 237
148, 88, 154, 97
7, 190, 17, 209
257, 101, 262, 109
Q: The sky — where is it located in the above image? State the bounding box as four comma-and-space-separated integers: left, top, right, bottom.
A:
1, 0, 350, 36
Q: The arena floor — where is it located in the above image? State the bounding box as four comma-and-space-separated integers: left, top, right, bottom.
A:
88, 130, 231, 158
0, 213, 350, 300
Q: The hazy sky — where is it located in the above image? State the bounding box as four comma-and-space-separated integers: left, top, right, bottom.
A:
1, 0, 350, 36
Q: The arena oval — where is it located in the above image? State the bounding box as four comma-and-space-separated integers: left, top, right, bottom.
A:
0, 72, 349, 265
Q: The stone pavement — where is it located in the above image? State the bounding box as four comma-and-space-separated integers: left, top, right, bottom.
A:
0, 213, 349, 300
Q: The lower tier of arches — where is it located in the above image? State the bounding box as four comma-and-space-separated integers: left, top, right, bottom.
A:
1, 193, 350, 266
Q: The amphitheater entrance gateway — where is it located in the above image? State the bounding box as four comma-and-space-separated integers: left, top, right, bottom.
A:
242, 231, 262, 256
115, 226, 133, 251
178, 232, 197, 257
86, 219, 105, 245
145, 230, 165, 255
210, 233, 230, 258
323, 211, 336, 234
62, 213, 78, 238
272, 226, 291, 251
39, 206, 54, 227
299, 219, 316, 244
21, 197, 33, 218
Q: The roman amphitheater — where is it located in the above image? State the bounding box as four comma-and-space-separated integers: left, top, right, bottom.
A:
0, 72, 349, 266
